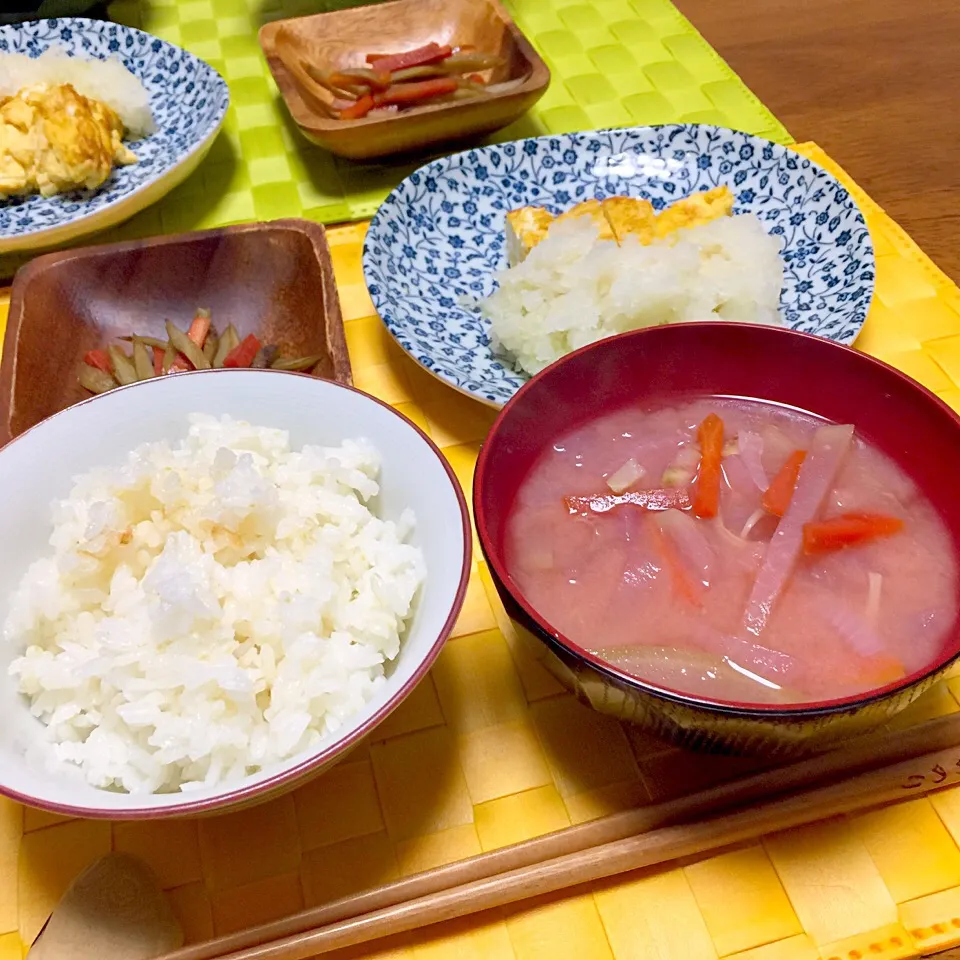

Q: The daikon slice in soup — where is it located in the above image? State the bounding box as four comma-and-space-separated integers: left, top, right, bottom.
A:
504, 396, 958, 705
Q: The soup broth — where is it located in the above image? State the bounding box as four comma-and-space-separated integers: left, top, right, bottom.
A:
505, 397, 958, 705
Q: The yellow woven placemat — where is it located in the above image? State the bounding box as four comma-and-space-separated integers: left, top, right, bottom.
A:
3, 141, 960, 960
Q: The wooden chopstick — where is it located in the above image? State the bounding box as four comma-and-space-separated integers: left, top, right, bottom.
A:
199, 736, 960, 959
161, 711, 960, 960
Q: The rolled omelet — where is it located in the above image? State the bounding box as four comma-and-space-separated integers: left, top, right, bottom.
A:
503, 186, 736, 266
0, 82, 137, 200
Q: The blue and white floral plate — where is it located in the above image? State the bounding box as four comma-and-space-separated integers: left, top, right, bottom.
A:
363, 124, 875, 408
0, 18, 229, 253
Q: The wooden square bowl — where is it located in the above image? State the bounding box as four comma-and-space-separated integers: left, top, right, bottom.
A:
258, 0, 550, 160
0, 219, 350, 445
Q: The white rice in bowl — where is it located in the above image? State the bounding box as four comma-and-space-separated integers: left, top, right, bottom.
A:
4, 414, 425, 794
479, 214, 784, 376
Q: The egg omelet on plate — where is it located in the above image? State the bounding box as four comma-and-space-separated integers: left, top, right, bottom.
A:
504, 186, 735, 266
0, 82, 138, 200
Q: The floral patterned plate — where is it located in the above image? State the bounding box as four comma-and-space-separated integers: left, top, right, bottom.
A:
363, 125, 875, 407
0, 18, 229, 253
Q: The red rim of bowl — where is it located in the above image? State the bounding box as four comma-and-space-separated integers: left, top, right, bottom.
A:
474, 322, 960, 719
0, 368, 473, 818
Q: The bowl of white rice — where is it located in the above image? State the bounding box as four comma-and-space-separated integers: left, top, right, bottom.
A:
0, 369, 470, 818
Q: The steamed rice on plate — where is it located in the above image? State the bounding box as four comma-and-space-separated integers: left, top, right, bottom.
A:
0, 47, 155, 199
478, 188, 785, 377
4, 414, 425, 794
0, 49, 155, 137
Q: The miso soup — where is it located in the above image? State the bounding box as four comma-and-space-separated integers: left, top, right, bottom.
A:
505, 397, 958, 705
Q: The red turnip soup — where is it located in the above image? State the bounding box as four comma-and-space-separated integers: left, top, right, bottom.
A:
505, 397, 958, 705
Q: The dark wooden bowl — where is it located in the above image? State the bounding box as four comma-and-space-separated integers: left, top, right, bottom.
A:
258, 0, 550, 161
475, 323, 960, 757
0, 219, 350, 445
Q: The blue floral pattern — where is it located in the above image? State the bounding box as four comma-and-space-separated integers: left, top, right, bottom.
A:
0, 18, 229, 243
363, 125, 875, 407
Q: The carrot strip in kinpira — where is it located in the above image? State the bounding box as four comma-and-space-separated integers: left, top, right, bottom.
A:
339, 94, 375, 120
692, 413, 724, 519
83, 349, 112, 374
365, 43, 452, 73
223, 334, 262, 368
762, 449, 807, 517
802, 513, 904, 555
186, 309, 212, 347
169, 309, 212, 373
374, 77, 458, 106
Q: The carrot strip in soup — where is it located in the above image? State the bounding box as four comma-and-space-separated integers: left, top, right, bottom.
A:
83, 349, 111, 374
762, 449, 807, 517
860, 653, 907, 687
802, 513, 904, 554
649, 517, 702, 608
743, 423, 854, 637
692, 413, 724, 519
564, 487, 691, 515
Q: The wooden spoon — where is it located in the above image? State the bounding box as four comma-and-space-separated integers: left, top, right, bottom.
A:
28, 853, 183, 960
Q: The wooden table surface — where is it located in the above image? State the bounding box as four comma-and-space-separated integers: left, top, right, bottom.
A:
675, 0, 960, 284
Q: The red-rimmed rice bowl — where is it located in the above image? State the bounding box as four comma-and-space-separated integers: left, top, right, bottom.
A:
0, 369, 470, 818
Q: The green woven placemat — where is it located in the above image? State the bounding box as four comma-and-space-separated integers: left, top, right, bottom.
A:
0, 0, 791, 275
